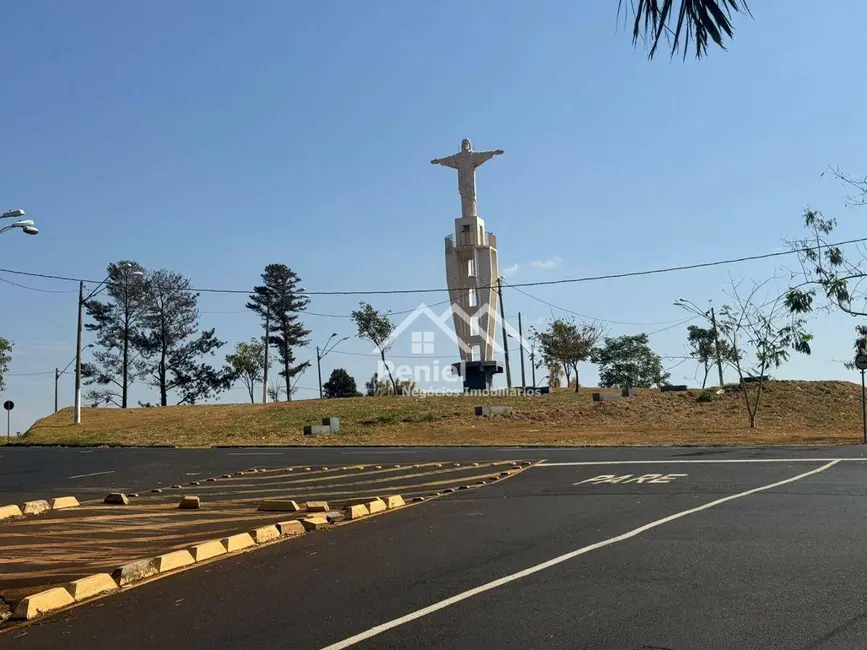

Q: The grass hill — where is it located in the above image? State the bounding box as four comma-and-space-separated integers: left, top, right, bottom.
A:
15, 380, 865, 447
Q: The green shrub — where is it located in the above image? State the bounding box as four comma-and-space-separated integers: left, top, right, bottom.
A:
697, 390, 714, 403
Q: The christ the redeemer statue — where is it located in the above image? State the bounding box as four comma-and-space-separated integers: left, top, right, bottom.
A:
431, 138, 504, 218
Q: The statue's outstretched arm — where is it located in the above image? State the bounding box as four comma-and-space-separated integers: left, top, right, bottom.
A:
471, 149, 504, 167
430, 154, 461, 169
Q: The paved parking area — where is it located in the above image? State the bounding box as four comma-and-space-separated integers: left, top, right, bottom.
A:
3, 447, 867, 649
0, 459, 528, 607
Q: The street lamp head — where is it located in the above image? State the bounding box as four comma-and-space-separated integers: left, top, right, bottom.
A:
2, 209, 25, 219
22, 226, 38, 235
12, 219, 35, 228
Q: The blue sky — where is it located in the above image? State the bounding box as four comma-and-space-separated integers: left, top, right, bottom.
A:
2, 1, 867, 431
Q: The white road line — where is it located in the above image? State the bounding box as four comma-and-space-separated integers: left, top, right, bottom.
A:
226, 452, 284, 456
67, 470, 115, 479
538, 458, 867, 466
341, 451, 420, 455
320, 460, 840, 650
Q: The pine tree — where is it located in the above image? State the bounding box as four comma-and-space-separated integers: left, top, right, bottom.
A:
247, 264, 311, 401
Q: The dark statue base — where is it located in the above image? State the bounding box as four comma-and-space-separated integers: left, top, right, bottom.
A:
452, 360, 504, 391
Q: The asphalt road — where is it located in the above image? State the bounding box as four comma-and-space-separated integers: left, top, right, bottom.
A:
4, 446, 867, 648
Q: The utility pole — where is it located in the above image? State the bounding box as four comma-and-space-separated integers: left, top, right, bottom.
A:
518, 312, 526, 388
497, 277, 512, 389
262, 304, 270, 403
316, 346, 323, 399
530, 347, 537, 388
74, 281, 84, 425
709, 306, 725, 387
54, 368, 60, 413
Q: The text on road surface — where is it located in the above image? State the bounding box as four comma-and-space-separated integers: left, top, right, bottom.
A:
574, 473, 688, 485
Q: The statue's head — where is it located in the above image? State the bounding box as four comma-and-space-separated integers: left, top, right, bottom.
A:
461, 138, 472, 152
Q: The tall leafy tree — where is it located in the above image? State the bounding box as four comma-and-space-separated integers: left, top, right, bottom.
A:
620, 0, 751, 59
225, 338, 266, 404
82, 261, 149, 408
323, 368, 360, 398
533, 318, 605, 392
592, 333, 670, 389
247, 264, 311, 401
138, 269, 229, 406
351, 302, 398, 393
0, 337, 11, 392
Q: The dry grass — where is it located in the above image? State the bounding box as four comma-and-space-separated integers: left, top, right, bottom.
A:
14, 380, 865, 447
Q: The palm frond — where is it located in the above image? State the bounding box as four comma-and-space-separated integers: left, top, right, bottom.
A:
619, 0, 751, 60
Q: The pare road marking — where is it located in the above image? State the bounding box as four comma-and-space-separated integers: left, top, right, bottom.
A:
574, 473, 688, 485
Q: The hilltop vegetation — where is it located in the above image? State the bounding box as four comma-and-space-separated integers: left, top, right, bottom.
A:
17, 380, 864, 447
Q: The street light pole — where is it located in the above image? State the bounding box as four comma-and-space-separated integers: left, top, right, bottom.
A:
262, 303, 270, 404
317, 346, 323, 399
316, 333, 348, 399
55, 367, 60, 413
74, 281, 84, 424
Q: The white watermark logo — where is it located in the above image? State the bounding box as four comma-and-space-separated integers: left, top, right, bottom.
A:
367, 303, 534, 391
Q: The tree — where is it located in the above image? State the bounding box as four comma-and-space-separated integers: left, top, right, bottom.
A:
592, 334, 670, 389
719, 279, 812, 428
83, 261, 149, 408
364, 372, 379, 397
138, 269, 230, 406
225, 339, 266, 403
620, 0, 751, 59
785, 208, 867, 367
247, 264, 311, 402
267, 381, 284, 403
83, 387, 114, 408
0, 337, 11, 391
686, 324, 737, 388
547, 360, 563, 389
533, 318, 605, 392
351, 302, 399, 393
323, 368, 360, 398
363, 372, 414, 396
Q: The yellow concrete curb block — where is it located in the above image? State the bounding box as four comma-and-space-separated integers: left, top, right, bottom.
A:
112, 559, 158, 586
222, 532, 256, 552
257, 499, 300, 512
178, 496, 201, 509
301, 516, 328, 531
344, 496, 380, 507
305, 501, 329, 512
345, 504, 370, 520
190, 540, 226, 562
0, 504, 23, 520
154, 550, 195, 573
277, 520, 306, 536
51, 496, 80, 510
104, 493, 130, 505
13, 587, 75, 620
384, 495, 405, 509
67, 573, 118, 602
250, 525, 280, 544
21, 499, 51, 515
366, 499, 387, 514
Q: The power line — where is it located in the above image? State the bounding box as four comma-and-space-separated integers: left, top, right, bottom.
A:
2, 236, 861, 296
0, 274, 76, 294
503, 281, 690, 326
